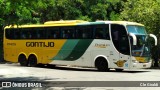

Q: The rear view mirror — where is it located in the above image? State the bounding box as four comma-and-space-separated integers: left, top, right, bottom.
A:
149, 34, 157, 46
129, 33, 137, 45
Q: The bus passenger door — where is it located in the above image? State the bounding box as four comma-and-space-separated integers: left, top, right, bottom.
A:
111, 24, 131, 69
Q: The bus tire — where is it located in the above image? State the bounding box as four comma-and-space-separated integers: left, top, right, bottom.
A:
115, 69, 123, 72
47, 64, 56, 68
18, 54, 28, 66
95, 57, 109, 72
28, 55, 37, 67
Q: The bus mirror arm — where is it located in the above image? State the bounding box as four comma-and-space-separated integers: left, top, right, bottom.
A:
149, 34, 157, 46
129, 33, 137, 45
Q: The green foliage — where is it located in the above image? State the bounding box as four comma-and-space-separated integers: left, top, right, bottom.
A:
0, 0, 123, 25
120, 0, 160, 37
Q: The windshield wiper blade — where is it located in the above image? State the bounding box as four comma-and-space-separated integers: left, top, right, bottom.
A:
140, 44, 145, 56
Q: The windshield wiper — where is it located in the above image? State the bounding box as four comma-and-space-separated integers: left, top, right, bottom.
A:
140, 44, 145, 56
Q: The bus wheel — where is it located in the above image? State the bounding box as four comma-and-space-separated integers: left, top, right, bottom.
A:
18, 54, 28, 66
28, 55, 37, 67
115, 69, 123, 72
47, 64, 56, 68
95, 57, 109, 72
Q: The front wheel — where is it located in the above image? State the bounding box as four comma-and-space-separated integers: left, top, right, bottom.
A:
115, 69, 123, 72
95, 58, 109, 72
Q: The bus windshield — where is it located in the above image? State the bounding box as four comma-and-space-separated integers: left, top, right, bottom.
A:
127, 25, 150, 57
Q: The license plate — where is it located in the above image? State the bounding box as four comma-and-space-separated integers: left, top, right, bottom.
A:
143, 65, 146, 67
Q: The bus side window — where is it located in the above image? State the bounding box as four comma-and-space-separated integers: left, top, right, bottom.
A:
105, 24, 110, 40
62, 30, 68, 38
6, 29, 14, 39
61, 27, 75, 39
27, 32, 31, 39
37, 33, 40, 38
95, 28, 104, 39
37, 28, 46, 39
76, 27, 82, 38
14, 29, 21, 39
68, 29, 75, 39
21, 33, 26, 39
53, 32, 57, 38
94, 24, 110, 39
37, 30, 42, 39
21, 28, 32, 39
47, 27, 59, 39
76, 26, 92, 39
82, 32, 87, 38
54, 30, 60, 39
23, 28, 31, 39
30, 28, 37, 39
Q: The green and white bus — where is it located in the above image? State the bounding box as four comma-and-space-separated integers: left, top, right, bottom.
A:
3, 20, 157, 71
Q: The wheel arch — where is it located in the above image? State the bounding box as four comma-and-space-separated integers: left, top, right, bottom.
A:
28, 53, 39, 64
18, 52, 28, 62
94, 55, 110, 68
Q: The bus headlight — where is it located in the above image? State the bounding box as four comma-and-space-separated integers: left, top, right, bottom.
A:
132, 60, 139, 63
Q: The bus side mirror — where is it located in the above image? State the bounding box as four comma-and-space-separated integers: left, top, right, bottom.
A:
149, 34, 157, 46
129, 33, 137, 45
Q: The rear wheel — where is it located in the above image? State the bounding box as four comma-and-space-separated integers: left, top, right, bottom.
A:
37, 63, 45, 67
28, 55, 37, 67
18, 54, 28, 66
46, 64, 56, 68
95, 57, 109, 72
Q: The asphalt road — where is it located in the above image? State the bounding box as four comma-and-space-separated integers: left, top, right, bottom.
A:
0, 63, 160, 90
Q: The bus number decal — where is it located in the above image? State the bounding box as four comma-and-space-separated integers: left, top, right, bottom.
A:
7, 43, 16, 46
26, 42, 54, 47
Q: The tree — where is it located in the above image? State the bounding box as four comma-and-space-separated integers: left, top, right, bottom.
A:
0, 0, 45, 25
37, 0, 123, 22
0, 0, 124, 24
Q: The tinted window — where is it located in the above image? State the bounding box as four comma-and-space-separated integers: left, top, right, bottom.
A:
5, 24, 110, 40
111, 24, 130, 55
21, 28, 45, 39
61, 27, 75, 39
21, 28, 35, 39
46, 27, 60, 39
94, 24, 110, 40
37, 28, 46, 39
5, 29, 14, 39
76, 26, 93, 39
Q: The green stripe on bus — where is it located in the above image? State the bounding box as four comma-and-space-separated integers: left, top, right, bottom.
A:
51, 40, 79, 60
64, 39, 93, 60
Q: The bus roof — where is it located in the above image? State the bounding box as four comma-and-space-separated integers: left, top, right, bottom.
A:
4, 20, 87, 29
4, 20, 144, 29
44, 20, 87, 24
96, 21, 144, 26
